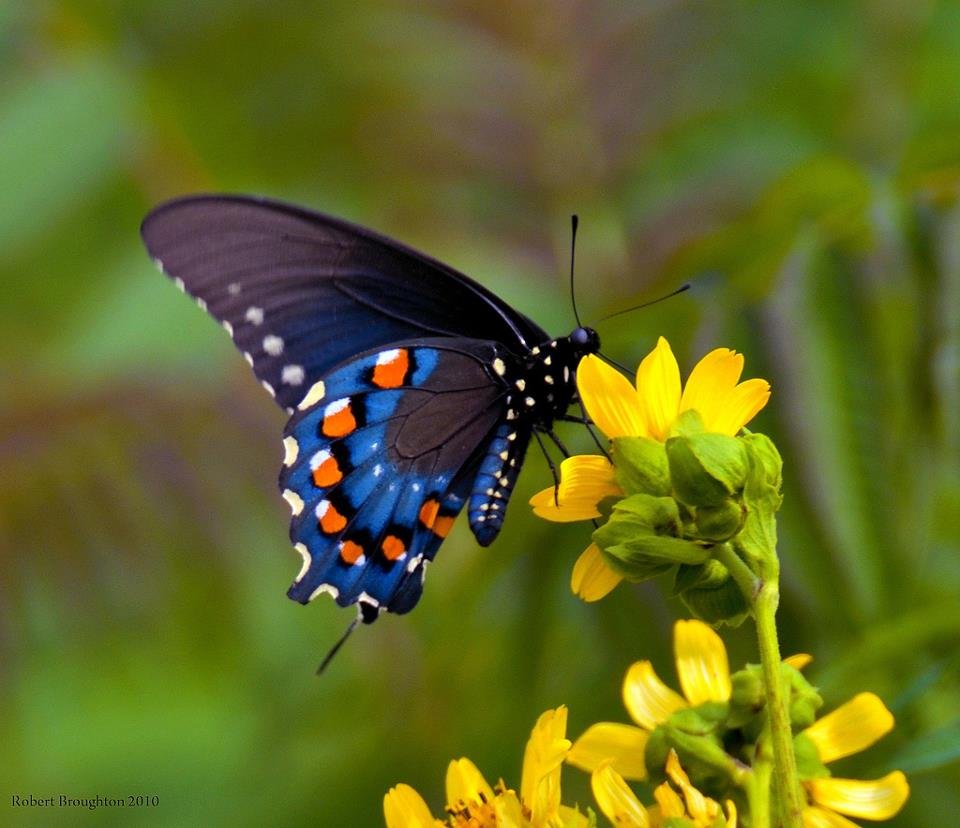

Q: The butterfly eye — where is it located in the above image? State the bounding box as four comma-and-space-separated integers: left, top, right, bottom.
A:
571, 326, 600, 352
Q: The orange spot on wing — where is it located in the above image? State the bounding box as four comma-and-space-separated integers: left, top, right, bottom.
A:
323, 402, 357, 437
312, 455, 342, 487
418, 499, 440, 529
433, 515, 455, 538
372, 349, 409, 388
319, 502, 348, 534
382, 535, 406, 560
340, 540, 365, 564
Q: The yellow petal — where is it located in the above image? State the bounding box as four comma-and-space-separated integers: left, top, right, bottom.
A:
578, 354, 649, 439
807, 772, 909, 820
521, 706, 571, 823
653, 778, 686, 818
591, 763, 650, 827
445, 757, 495, 809
724, 799, 738, 828
530, 455, 622, 522
635, 337, 681, 440
674, 619, 732, 705
664, 749, 717, 823
784, 653, 814, 670
622, 661, 687, 730
571, 543, 623, 602
567, 722, 649, 780
803, 693, 894, 764
801, 806, 860, 828
383, 784, 439, 828
706, 378, 771, 436
557, 804, 594, 828
494, 789, 524, 828
678, 348, 744, 428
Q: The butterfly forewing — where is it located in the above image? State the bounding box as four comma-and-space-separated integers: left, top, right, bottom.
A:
141, 195, 548, 411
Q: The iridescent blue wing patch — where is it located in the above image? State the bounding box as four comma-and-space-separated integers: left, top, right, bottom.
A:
279, 339, 521, 619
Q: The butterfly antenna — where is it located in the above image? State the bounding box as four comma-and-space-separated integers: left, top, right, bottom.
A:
594, 283, 691, 324
316, 616, 360, 675
569, 214, 583, 327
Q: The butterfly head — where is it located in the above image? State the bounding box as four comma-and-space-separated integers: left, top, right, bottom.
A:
569, 326, 601, 356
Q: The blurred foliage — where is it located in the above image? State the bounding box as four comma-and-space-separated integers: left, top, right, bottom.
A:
1, 1, 958, 825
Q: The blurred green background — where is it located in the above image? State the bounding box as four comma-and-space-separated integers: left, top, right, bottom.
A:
2, 1, 958, 825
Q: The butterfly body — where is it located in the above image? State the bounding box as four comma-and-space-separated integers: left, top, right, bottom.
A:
141, 195, 599, 622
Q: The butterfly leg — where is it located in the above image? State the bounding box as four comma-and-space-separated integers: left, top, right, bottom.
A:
532, 428, 562, 505
556, 403, 611, 461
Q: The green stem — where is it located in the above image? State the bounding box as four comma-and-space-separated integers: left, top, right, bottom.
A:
754, 573, 805, 827
714, 543, 804, 827
744, 761, 771, 828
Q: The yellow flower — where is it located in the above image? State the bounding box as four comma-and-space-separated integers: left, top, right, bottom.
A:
384, 707, 591, 828
567, 620, 731, 781
590, 751, 737, 828
800, 693, 909, 826
529, 338, 770, 601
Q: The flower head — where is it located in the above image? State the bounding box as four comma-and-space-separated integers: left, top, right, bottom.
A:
383, 707, 591, 828
799, 693, 909, 826
590, 751, 737, 828
567, 620, 731, 781
577, 337, 770, 443
530, 338, 771, 602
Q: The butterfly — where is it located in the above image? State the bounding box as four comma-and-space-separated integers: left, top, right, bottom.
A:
141, 195, 601, 626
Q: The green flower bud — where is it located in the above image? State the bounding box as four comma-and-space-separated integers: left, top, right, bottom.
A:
675, 559, 750, 626
593, 494, 710, 581
733, 433, 784, 568
787, 665, 823, 728
666, 434, 749, 509
694, 500, 746, 542
611, 436, 671, 496
793, 732, 830, 780
728, 665, 765, 729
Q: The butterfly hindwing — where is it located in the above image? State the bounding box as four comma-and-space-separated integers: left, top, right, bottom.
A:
279, 339, 515, 617
141, 195, 548, 411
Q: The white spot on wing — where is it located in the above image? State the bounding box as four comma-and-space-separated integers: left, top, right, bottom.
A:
376, 348, 401, 365
282, 436, 299, 466
297, 380, 326, 410
373, 464, 383, 477
293, 542, 311, 582
493, 358, 506, 376
222, 320, 234, 337
282, 489, 304, 515
316, 500, 331, 519
243, 352, 254, 366
309, 583, 339, 602
153, 257, 165, 273
173, 276, 185, 292
412, 483, 421, 492
228, 282, 241, 295
324, 398, 350, 418
263, 334, 284, 356
281, 364, 305, 386
525, 397, 535, 406
357, 591, 380, 608
563, 366, 570, 383
196, 297, 208, 312
544, 375, 554, 384
261, 380, 276, 397
544, 355, 552, 366
245, 306, 264, 325
515, 379, 526, 391
310, 449, 331, 470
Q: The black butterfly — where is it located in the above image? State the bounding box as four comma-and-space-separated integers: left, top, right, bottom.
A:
141, 195, 600, 625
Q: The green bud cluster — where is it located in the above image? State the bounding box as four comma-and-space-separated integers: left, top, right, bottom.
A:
591, 415, 783, 625
645, 662, 824, 805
